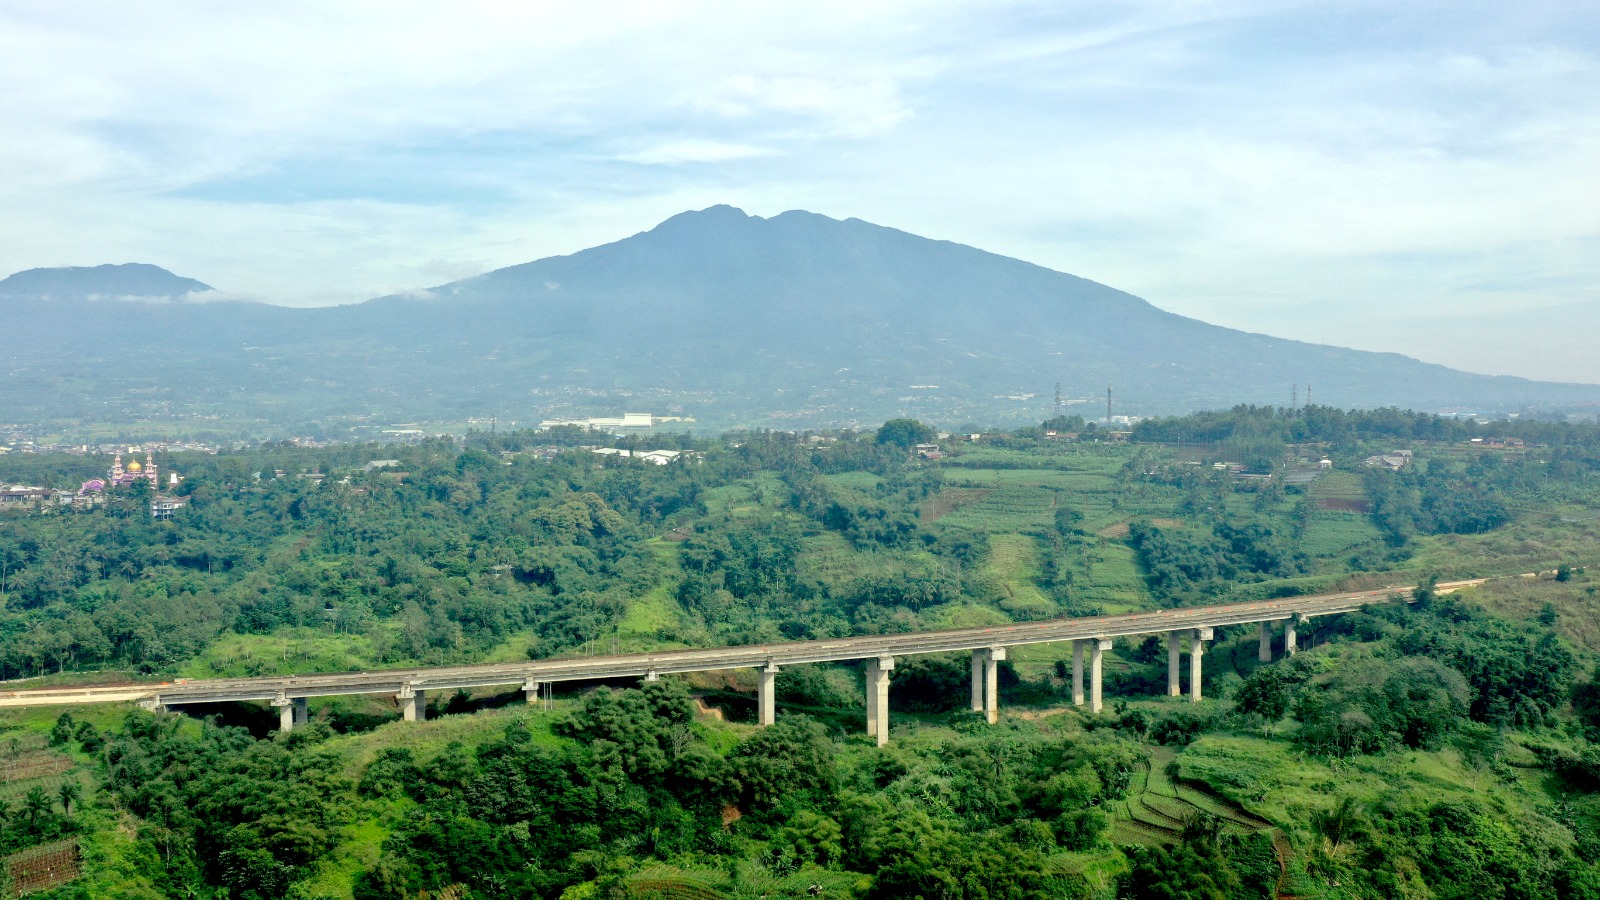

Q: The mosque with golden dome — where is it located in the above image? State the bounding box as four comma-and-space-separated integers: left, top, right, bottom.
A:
109, 451, 170, 488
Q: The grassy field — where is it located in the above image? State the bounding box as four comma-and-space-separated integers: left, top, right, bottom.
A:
179, 629, 381, 679
1299, 512, 1384, 559
982, 534, 1055, 617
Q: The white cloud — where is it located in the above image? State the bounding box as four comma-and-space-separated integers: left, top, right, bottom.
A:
616, 140, 776, 166
0, 0, 1596, 380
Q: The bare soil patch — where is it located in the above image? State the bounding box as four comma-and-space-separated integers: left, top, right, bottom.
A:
1317, 498, 1370, 513
693, 697, 726, 723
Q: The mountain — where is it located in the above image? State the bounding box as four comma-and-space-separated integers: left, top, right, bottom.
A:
1, 207, 1596, 432
0, 263, 213, 300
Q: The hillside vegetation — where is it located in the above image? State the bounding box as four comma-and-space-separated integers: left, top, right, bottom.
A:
4, 406, 1600, 897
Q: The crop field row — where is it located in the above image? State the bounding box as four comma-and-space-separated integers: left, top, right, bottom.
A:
4, 840, 80, 896
0, 751, 71, 784
1299, 515, 1384, 558
796, 534, 931, 587
934, 485, 1058, 532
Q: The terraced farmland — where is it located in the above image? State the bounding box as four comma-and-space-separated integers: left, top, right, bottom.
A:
1113, 747, 1290, 896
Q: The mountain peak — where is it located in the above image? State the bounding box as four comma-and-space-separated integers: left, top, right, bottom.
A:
646, 204, 754, 235
0, 263, 213, 300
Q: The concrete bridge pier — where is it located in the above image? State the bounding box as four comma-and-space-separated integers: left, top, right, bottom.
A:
970, 652, 984, 713
644, 669, 660, 682
399, 685, 425, 722
1089, 638, 1112, 713
865, 656, 894, 746
523, 679, 541, 704
1258, 621, 1273, 662
1285, 617, 1299, 656
983, 647, 1005, 724
758, 663, 779, 726
1189, 628, 1213, 702
271, 694, 308, 732
1071, 640, 1085, 707
1167, 632, 1182, 697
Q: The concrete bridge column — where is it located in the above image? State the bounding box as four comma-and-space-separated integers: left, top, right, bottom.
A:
1167, 631, 1182, 697
399, 685, 425, 722
273, 694, 293, 732
984, 647, 1005, 725
1285, 617, 1298, 656
292, 697, 308, 728
758, 663, 779, 727
645, 670, 660, 683
970, 652, 985, 713
865, 656, 893, 746
1189, 628, 1213, 702
865, 659, 880, 737
1090, 638, 1112, 714
1071, 640, 1085, 707
1258, 621, 1273, 662
523, 679, 541, 704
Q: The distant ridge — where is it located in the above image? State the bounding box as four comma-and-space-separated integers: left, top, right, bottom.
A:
0, 207, 1595, 430
0, 263, 213, 300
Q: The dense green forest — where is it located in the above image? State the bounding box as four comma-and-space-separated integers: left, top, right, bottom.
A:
5, 406, 1600, 898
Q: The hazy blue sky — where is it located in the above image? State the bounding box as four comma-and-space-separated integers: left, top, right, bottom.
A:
2, 1, 1596, 381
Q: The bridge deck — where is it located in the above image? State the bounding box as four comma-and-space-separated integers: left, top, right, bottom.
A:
0, 580, 1464, 709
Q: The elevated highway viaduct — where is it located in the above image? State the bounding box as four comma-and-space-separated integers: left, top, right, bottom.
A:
0, 579, 1485, 744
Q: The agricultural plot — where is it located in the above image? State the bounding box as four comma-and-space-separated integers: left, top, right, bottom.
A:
4, 840, 80, 896
933, 484, 1058, 532
823, 471, 882, 492
0, 736, 70, 785
623, 863, 860, 899
919, 487, 993, 522
1298, 514, 1384, 559
1112, 747, 1288, 892
795, 533, 929, 588
983, 534, 1055, 617
1308, 470, 1369, 512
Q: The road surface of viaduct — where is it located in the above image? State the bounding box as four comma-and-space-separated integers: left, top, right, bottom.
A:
0, 581, 1477, 744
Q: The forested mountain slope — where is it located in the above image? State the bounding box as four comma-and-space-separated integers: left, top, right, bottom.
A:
4, 208, 1596, 430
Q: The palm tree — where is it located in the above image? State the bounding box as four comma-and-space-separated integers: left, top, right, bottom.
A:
22, 785, 50, 831
58, 779, 82, 817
